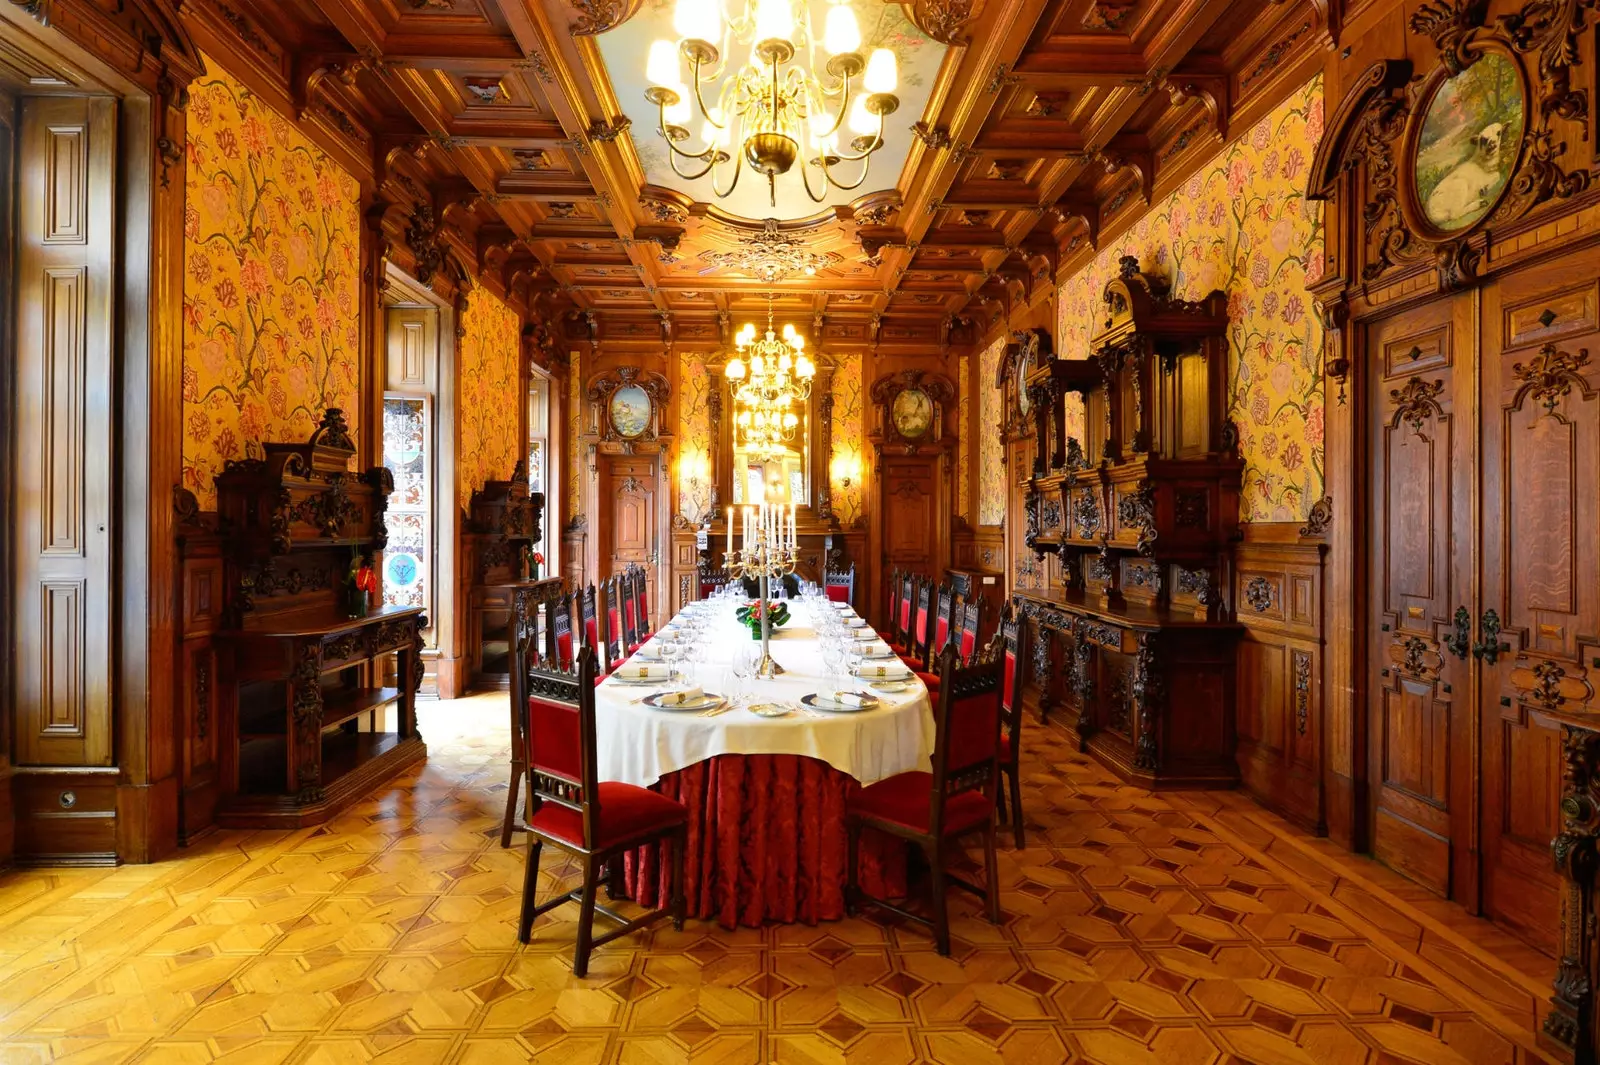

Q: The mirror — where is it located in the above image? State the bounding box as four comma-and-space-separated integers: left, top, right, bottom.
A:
727, 380, 813, 507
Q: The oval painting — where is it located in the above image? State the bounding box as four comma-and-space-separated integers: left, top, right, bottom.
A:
1017, 348, 1034, 416
1414, 51, 1524, 233
892, 388, 935, 440
609, 384, 652, 438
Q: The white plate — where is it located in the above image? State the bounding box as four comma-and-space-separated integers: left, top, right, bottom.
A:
801, 692, 879, 713
609, 674, 671, 686
747, 702, 791, 718
643, 691, 724, 711
867, 680, 911, 693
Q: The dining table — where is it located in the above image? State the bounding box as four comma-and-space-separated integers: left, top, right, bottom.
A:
596, 594, 938, 928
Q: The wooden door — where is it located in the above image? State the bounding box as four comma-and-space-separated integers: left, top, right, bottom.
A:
881, 455, 942, 599
13, 96, 116, 767
1476, 263, 1600, 954
602, 456, 659, 625
1366, 294, 1477, 901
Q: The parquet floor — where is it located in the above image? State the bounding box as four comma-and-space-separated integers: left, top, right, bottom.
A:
0, 693, 1559, 1065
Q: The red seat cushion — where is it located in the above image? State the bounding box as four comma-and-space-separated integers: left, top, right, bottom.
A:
529, 782, 687, 849
825, 585, 849, 603
848, 771, 991, 836
915, 671, 941, 692
887, 642, 907, 655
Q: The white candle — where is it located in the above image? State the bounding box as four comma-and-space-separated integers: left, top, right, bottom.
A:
726, 505, 733, 558
789, 503, 796, 549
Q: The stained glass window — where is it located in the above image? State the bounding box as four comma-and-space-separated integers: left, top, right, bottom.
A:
382, 397, 431, 628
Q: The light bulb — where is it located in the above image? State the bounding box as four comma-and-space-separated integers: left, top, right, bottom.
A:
647, 40, 680, 89
809, 110, 836, 143
823, 3, 861, 55
781, 323, 796, 339
778, 353, 792, 372
864, 48, 897, 93
726, 357, 745, 380
664, 88, 692, 126
792, 334, 805, 351
784, 413, 798, 429
753, 0, 792, 41
848, 92, 875, 134
673, 0, 722, 43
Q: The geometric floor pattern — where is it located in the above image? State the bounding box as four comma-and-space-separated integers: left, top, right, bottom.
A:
0, 693, 1559, 1064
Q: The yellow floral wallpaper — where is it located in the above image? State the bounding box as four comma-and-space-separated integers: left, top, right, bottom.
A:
957, 353, 971, 519
1054, 75, 1325, 522
978, 336, 1007, 526
829, 354, 864, 527
457, 286, 523, 510
182, 60, 361, 506
677, 352, 714, 524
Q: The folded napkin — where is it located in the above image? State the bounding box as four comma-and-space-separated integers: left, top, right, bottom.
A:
854, 661, 911, 679
845, 617, 869, 628
613, 663, 671, 680
822, 691, 873, 709
856, 639, 893, 657
832, 602, 853, 611
655, 686, 705, 706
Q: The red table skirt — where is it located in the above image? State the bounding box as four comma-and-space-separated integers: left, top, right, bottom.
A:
623, 754, 908, 928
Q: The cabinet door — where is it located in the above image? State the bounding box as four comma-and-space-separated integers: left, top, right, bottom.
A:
13, 97, 116, 766
1477, 264, 1600, 954
1365, 294, 1477, 900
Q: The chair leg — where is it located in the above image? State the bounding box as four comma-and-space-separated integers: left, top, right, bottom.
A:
844, 820, 861, 917
925, 840, 950, 956
518, 836, 543, 943
669, 828, 686, 931
1007, 765, 1026, 850
500, 761, 522, 849
573, 855, 599, 978
982, 825, 1002, 926
605, 857, 625, 901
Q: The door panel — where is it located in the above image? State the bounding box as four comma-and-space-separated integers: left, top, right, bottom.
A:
1479, 263, 1600, 955
1366, 295, 1475, 901
603, 457, 659, 626
14, 97, 115, 767
880, 456, 941, 604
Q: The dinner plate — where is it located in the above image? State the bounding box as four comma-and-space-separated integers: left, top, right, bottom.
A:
801, 692, 879, 713
867, 680, 911, 693
642, 691, 724, 711
747, 702, 791, 718
609, 674, 671, 686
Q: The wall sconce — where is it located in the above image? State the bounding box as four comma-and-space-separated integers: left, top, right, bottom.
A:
831, 452, 862, 488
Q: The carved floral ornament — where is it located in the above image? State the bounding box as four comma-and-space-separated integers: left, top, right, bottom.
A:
1307, 0, 1594, 294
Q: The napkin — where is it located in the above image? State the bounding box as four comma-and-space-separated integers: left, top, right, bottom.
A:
845, 617, 869, 628
856, 639, 893, 657
832, 602, 853, 611
855, 661, 911, 679
655, 686, 705, 706
823, 691, 873, 708
614, 663, 670, 679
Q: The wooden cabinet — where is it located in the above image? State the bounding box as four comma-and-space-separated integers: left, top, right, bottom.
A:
463, 472, 543, 689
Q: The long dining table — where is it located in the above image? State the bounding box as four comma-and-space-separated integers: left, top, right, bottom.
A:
595, 595, 937, 928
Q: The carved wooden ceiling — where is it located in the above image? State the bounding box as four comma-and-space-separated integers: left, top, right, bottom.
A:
187, 0, 1328, 351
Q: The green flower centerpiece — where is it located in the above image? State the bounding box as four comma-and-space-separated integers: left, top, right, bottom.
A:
735, 600, 789, 640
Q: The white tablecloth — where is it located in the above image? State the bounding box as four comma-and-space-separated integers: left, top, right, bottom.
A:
593, 601, 935, 788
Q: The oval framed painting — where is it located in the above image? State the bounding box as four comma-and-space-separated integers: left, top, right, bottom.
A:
1411, 49, 1525, 235
892, 388, 935, 441
1016, 347, 1035, 416
608, 384, 652, 439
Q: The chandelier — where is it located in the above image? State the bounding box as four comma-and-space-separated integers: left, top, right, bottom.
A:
726, 301, 815, 457
644, 0, 901, 207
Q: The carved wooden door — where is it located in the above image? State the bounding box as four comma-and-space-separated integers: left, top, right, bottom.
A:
602, 456, 659, 625
1476, 263, 1600, 954
880, 455, 943, 604
1366, 295, 1478, 902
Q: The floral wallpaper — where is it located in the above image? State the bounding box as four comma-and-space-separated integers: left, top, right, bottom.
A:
678, 352, 714, 524
957, 353, 971, 518
829, 353, 864, 527
457, 286, 523, 510
1055, 75, 1325, 522
182, 60, 361, 506
977, 335, 1007, 526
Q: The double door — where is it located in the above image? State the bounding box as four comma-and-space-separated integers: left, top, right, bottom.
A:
1367, 259, 1600, 954
600, 455, 660, 630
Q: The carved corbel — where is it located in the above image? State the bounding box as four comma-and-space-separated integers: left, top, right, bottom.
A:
569, 0, 645, 35
898, 0, 979, 45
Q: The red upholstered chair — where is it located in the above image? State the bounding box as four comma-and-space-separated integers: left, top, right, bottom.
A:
601, 577, 626, 671
825, 563, 855, 606
581, 583, 600, 653
996, 609, 1027, 849
888, 571, 916, 655
958, 595, 983, 665
518, 647, 687, 976
845, 642, 1004, 954
900, 579, 934, 669
501, 598, 541, 848
633, 565, 652, 639
910, 584, 955, 693
547, 591, 576, 669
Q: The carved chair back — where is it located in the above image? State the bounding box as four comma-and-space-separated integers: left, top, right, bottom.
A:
825, 563, 856, 606
524, 647, 603, 850
927, 642, 1003, 837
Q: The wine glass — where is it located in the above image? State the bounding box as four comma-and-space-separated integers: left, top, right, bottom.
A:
821, 640, 846, 690
659, 637, 683, 685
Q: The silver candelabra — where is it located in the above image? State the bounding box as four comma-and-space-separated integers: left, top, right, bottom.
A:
723, 500, 799, 679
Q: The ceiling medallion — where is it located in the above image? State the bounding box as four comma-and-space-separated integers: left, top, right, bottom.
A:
697, 218, 842, 281
644, 0, 901, 207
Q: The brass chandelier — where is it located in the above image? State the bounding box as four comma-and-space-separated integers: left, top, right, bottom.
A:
644, 0, 901, 207
726, 301, 815, 458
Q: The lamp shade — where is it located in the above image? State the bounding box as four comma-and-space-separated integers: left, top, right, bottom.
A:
673, 0, 722, 43
646, 40, 680, 88
823, 3, 861, 55
753, 0, 792, 41
863, 48, 897, 93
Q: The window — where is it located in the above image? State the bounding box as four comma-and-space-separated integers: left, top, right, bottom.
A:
382, 397, 432, 619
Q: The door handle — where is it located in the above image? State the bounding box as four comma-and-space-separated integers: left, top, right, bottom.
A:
1442, 606, 1471, 660
1472, 608, 1509, 665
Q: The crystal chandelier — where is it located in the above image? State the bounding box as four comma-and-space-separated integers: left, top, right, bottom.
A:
645, 0, 900, 206
726, 301, 816, 457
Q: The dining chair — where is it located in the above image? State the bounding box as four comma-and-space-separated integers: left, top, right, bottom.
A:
845, 642, 1004, 954
889, 571, 917, 655
546, 589, 575, 669
825, 562, 855, 606
502, 599, 538, 848
518, 647, 687, 975
900, 578, 934, 669
996, 609, 1027, 849
581, 582, 600, 654
633, 565, 652, 638
958, 594, 983, 665
599, 578, 623, 673
928, 584, 956, 671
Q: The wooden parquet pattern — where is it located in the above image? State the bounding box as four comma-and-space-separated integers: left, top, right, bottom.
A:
0, 694, 1558, 1065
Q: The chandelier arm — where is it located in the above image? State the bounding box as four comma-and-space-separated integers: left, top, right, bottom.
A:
817, 151, 875, 192
710, 140, 744, 197
824, 110, 887, 164
798, 154, 830, 203
689, 53, 726, 129
667, 142, 723, 181
819, 76, 853, 139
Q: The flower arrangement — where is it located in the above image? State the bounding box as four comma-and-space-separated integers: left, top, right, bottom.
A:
734, 600, 789, 640
526, 547, 545, 580
346, 551, 377, 618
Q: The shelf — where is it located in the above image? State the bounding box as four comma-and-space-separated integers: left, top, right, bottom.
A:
321, 686, 400, 730
237, 730, 403, 796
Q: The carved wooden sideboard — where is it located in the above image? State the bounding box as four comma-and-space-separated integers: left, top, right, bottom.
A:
211, 412, 427, 828
1016, 261, 1245, 788
463, 468, 544, 689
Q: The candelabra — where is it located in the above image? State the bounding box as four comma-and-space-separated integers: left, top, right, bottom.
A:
723, 500, 799, 678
